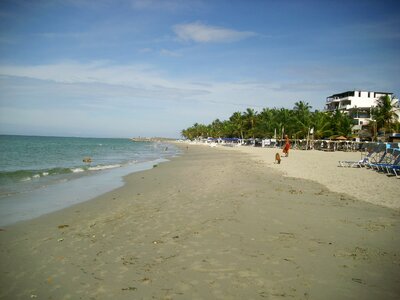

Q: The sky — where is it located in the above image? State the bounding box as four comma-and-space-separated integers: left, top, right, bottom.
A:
0, 0, 399, 138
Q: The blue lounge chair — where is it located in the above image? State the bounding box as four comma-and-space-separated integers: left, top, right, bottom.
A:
383, 149, 400, 177
370, 148, 400, 172
388, 165, 400, 178
367, 149, 390, 170
338, 148, 377, 168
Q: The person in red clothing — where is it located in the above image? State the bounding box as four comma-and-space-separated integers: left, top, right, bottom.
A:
282, 135, 290, 157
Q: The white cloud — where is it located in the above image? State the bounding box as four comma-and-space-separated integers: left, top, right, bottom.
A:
0, 61, 210, 108
0, 61, 330, 113
173, 22, 257, 43
138, 47, 153, 53
130, 0, 201, 11
0, 60, 350, 137
160, 49, 181, 57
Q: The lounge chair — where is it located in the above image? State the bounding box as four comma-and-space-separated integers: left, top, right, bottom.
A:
338, 157, 369, 168
388, 165, 400, 178
365, 148, 390, 169
382, 149, 400, 177
369, 148, 400, 171
338, 149, 376, 168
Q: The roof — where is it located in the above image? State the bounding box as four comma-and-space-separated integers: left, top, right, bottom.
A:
328, 90, 393, 99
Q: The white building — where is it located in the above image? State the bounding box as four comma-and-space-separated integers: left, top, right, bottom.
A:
325, 90, 399, 132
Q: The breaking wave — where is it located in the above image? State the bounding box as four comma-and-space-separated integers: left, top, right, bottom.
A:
0, 164, 125, 183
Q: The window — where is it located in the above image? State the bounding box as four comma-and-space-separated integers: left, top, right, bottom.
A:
368, 92, 371, 97
358, 91, 361, 97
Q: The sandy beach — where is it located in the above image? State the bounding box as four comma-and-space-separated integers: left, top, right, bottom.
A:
229, 145, 400, 210
1, 145, 399, 299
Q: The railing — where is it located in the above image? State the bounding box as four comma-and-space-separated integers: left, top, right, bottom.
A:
326, 97, 339, 103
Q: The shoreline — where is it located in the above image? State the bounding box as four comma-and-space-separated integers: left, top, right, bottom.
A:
1, 145, 399, 299
0, 158, 170, 228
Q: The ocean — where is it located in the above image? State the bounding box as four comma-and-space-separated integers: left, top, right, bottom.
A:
0, 135, 180, 226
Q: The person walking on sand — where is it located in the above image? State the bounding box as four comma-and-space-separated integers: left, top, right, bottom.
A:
282, 134, 290, 157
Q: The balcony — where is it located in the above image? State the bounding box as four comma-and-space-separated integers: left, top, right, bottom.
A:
339, 104, 352, 110
326, 97, 340, 103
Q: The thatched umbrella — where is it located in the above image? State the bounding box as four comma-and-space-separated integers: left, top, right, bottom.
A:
334, 136, 347, 140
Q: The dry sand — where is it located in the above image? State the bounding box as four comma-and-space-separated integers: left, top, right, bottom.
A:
229, 145, 400, 209
0, 145, 399, 299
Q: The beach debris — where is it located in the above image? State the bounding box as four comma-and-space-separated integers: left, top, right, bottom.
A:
122, 286, 137, 291
153, 164, 158, 168
30, 295, 38, 298
172, 235, 179, 239
152, 239, 163, 244
279, 232, 294, 236
57, 238, 64, 242
83, 157, 92, 163
0, 228, 5, 232
352, 278, 366, 284
289, 189, 303, 194
121, 256, 138, 265
58, 224, 69, 229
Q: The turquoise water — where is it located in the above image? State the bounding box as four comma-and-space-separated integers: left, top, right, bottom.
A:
0, 135, 179, 226
0, 135, 177, 196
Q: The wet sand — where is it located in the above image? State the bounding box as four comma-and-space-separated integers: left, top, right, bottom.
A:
0, 145, 399, 299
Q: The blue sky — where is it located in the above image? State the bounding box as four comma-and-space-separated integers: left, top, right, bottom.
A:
0, 0, 399, 138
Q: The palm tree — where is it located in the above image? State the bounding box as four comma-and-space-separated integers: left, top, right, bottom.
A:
229, 112, 245, 140
293, 101, 312, 114
311, 111, 333, 139
372, 94, 399, 133
256, 108, 276, 138
210, 119, 223, 138
331, 109, 353, 137
275, 108, 294, 138
243, 108, 257, 138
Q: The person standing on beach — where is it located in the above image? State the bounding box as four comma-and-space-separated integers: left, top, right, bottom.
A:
283, 135, 290, 157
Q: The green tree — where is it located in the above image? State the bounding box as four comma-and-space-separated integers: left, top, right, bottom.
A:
255, 108, 276, 138
210, 119, 224, 138
311, 111, 333, 139
372, 94, 399, 133
275, 108, 294, 138
229, 112, 245, 139
330, 109, 352, 137
243, 108, 257, 138
293, 101, 312, 138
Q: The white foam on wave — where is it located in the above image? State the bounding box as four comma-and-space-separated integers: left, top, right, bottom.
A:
71, 168, 85, 173
20, 177, 31, 182
88, 164, 121, 171
32, 174, 40, 179
42, 172, 49, 176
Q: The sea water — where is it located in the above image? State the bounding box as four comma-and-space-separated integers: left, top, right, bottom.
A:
0, 135, 180, 226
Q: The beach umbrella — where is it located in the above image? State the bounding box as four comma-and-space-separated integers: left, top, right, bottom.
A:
335, 136, 347, 140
